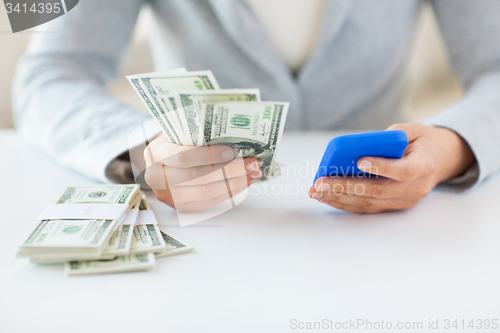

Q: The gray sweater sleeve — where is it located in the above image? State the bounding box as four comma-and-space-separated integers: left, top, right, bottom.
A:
426, 0, 500, 188
13, 0, 151, 183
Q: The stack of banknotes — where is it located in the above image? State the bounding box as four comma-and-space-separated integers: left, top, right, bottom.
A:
127, 69, 289, 180
17, 185, 193, 276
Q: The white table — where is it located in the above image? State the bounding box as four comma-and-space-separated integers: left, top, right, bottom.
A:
1, 129, 499, 333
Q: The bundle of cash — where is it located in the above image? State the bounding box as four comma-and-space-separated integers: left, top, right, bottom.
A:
127, 69, 289, 180
17, 185, 193, 275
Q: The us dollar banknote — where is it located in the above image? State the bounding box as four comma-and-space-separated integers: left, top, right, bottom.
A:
56, 185, 141, 206
65, 253, 156, 276
17, 219, 116, 259
130, 197, 166, 254
127, 70, 220, 145
128, 77, 179, 144
127, 69, 289, 182
162, 89, 261, 146
101, 195, 141, 256
199, 102, 289, 181
18, 185, 142, 261
155, 229, 194, 258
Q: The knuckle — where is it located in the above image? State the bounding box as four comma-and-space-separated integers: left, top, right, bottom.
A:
199, 183, 217, 198
144, 169, 155, 186
186, 167, 204, 184
173, 151, 188, 167
360, 196, 373, 208
403, 200, 419, 210
175, 203, 196, 213
368, 183, 384, 197
168, 185, 178, 196
155, 190, 172, 205
387, 123, 405, 131
386, 124, 398, 131
172, 188, 199, 203
415, 187, 426, 199
157, 192, 168, 203
328, 181, 342, 195
425, 182, 435, 194
419, 183, 434, 198
332, 202, 346, 211
163, 145, 190, 167
388, 122, 417, 131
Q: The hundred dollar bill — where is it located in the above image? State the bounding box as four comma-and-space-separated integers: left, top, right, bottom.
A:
199, 102, 289, 181
101, 195, 141, 256
29, 254, 115, 264
127, 76, 180, 144
127, 69, 188, 144
155, 100, 192, 145
140, 70, 220, 96
18, 185, 142, 260
155, 229, 194, 258
126, 68, 187, 143
162, 89, 261, 146
129, 197, 166, 254
30, 225, 193, 264
65, 253, 156, 276
136, 71, 220, 143
141, 71, 219, 140
157, 96, 191, 145
56, 185, 141, 206
17, 219, 116, 259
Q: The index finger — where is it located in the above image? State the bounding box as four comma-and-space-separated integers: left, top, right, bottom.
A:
145, 137, 235, 168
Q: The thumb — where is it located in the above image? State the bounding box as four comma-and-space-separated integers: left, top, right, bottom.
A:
358, 150, 426, 181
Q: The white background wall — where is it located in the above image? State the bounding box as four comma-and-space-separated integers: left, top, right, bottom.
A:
0, 3, 463, 129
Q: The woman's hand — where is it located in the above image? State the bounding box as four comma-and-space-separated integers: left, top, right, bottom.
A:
144, 134, 262, 212
308, 124, 475, 214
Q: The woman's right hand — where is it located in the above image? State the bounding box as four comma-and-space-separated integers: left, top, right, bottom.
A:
144, 134, 262, 212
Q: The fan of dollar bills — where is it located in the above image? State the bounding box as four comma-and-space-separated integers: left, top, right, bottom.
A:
127, 69, 289, 180
17, 185, 193, 276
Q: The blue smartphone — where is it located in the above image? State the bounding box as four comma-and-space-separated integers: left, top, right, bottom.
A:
313, 130, 409, 184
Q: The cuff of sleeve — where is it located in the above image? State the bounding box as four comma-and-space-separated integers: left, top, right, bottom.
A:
102, 118, 162, 184
422, 72, 500, 189
66, 112, 161, 184
105, 158, 135, 184
436, 162, 479, 190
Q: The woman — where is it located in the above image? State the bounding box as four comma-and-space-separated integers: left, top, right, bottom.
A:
13, 0, 500, 213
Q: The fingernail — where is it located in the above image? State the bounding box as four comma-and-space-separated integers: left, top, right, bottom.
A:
250, 171, 262, 179
358, 159, 372, 171
246, 161, 260, 172
312, 191, 323, 199
221, 148, 235, 160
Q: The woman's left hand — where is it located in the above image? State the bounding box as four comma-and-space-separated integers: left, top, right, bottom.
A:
308, 123, 476, 214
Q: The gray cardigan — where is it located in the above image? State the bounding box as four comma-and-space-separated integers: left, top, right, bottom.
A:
13, 0, 500, 186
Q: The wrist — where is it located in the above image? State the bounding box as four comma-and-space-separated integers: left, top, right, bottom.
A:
434, 127, 475, 183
